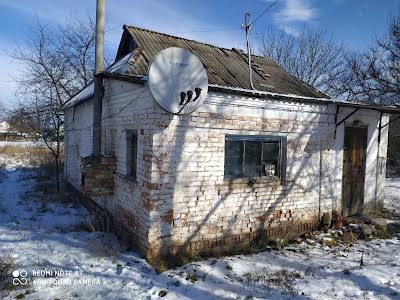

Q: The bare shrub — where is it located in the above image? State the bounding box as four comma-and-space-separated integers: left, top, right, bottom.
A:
70, 222, 93, 233
0, 255, 14, 290
87, 208, 110, 233
86, 233, 122, 258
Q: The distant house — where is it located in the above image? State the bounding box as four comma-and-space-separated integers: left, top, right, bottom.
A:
62, 26, 400, 258
0, 121, 10, 132
0, 121, 37, 141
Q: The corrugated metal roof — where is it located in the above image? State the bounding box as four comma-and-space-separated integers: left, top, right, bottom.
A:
121, 26, 327, 99
63, 26, 400, 114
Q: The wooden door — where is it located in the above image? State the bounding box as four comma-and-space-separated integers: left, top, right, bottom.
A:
342, 126, 368, 216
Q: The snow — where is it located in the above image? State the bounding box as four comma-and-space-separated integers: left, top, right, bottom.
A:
1, 153, 400, 299
385, 177, 400, 213
62, 82, 94, 109
0, 121, 10, 132
0, 141, 42, 147
105, 51, 134, 74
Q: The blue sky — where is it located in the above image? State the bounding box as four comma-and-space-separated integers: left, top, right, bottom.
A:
0, 0, 398, 107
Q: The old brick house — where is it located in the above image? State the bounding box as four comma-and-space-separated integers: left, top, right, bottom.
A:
63, 26, 399, 258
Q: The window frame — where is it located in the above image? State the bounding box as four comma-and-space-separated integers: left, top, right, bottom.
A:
125, 130, 138, 180
224, 135, 287, 184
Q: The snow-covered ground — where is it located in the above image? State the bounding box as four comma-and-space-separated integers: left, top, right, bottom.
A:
0, 141, 37, 147
1, 153, 400, 299
385, 177, 400, 213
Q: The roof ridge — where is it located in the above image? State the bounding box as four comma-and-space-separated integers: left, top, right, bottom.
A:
125, 25, 286, 67
121, 25, 328, 98
124, 25, 241, 53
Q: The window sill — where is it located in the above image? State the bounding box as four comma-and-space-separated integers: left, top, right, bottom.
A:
116, 173, 138, 183
222, 176, 282, 186
125, 175, 137, 182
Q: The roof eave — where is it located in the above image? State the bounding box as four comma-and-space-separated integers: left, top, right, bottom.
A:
101, 72, 147, 84
208, 84, 400, 114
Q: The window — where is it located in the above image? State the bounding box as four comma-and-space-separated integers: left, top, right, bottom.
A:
224, 135, 286, 182
126, 130, 138, 179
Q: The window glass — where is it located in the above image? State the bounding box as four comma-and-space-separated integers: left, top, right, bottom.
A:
131, 132, 137, 178
224, 136, 285, 181
126, 130, 138, 179
244, 141, 262, 177
224, 140, 243, 179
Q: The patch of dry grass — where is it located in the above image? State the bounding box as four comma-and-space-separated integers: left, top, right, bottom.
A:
0, 144, 56, 167
244, 268, 301, 294
0, 145, 49, 157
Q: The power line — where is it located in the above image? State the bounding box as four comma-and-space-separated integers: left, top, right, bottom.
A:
250, 0, 281, 26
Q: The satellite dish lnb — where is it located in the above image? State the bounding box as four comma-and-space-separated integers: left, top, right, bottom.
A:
148, 47, 208, 114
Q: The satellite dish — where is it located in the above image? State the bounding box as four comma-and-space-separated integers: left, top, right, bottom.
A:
148, 47, 208, 114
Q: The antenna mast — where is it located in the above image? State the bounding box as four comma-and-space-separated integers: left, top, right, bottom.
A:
245, 13, 255, 90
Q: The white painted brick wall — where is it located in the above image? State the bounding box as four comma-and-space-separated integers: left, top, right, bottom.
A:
64, 99, 94, 189
63, 81, 389, 255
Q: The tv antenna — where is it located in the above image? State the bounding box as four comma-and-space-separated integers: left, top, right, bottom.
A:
243, 1, 280, 91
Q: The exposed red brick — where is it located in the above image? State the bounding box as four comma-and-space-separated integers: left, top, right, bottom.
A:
161, 209, 174, 224
142, 197, 156, 212
144, 182, 160, 190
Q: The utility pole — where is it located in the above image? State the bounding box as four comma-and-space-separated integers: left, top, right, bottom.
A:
95, 0, 105, 74
93, 0, 105, 156
245, 13, 255, 90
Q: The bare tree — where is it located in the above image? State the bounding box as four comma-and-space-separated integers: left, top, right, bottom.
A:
10, 18, 99, 191
342, 17, 400, 105
5, 107, 34, 133
0, 102, 6, 121
259, 29, 347, 98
